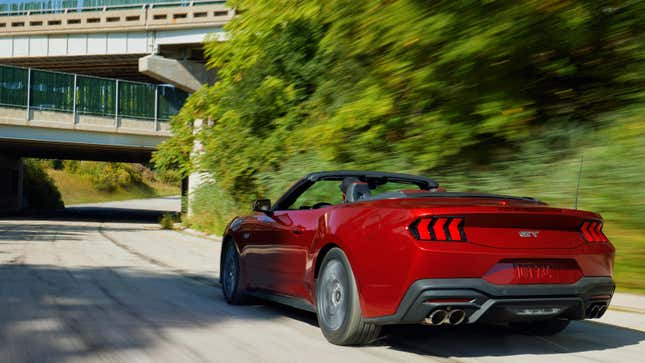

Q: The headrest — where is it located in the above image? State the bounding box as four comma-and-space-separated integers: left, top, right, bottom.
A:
339, 177, 361, 193
345, 182, 371, 203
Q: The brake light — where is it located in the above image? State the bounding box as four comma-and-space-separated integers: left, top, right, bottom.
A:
409, 217, 467, 241
580, 220, 608, 242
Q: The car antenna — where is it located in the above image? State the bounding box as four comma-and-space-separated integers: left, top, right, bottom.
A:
574, 154, 584, 210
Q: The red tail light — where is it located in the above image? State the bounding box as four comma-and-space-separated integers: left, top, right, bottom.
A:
580, 220, 608, 242
410, 217, 467, 242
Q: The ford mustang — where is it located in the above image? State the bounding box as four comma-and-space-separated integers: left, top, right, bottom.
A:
220, 171, 615, 345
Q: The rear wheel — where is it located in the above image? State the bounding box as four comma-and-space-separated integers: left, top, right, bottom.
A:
221, 239, 246, 304
510, 319, 570, 336
316, 248, 381, 345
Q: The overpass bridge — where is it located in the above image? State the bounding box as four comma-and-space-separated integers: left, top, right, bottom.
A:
0, 1, 232, 212
0, 64, 186, 211
0, 0, 232, 90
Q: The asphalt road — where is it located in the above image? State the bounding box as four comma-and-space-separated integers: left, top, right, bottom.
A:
0, 197, 643, 363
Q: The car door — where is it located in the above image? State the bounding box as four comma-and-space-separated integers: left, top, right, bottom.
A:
264, 208, 327, 298
257, 179, 343, 298
236, 213, 280, 291
247, 181, 342, 297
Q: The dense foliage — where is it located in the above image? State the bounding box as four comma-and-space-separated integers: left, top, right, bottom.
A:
44, 160, 180, 191
23, 160, 64, 210
154, 1, 644, 289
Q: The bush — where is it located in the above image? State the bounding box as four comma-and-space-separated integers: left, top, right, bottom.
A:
159, 212, 178, 230
61, 161, 145, 192
22, 159, 64, 210
155, 168, 183, 185
186, 182, 238, 234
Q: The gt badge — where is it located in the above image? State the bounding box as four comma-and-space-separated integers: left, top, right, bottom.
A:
519, 231, 540, 238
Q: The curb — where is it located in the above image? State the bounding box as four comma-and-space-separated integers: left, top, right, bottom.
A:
608, 305, 645, 315
176, 226, 222, 242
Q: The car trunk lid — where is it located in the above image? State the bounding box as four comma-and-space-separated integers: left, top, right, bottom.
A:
398, 195, 599, 249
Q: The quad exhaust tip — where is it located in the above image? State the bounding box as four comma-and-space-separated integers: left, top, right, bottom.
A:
448, 309, 466, 325
425, 308, 466, 326
586, 302, 608, 319
427, 309, 448, 325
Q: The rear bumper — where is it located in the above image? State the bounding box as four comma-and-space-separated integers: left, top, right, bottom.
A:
364, 277, 615, 325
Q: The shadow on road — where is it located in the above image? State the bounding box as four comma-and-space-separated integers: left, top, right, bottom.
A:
0, 220, 155, 243
250, 299, 645, 357
1, 206, 178, 225
0, 264, 280, 362
376, 320, 645, 357
1, 195, 181, 224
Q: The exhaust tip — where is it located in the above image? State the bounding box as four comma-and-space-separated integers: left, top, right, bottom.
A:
448, 309, 466, 325
426, 309, 448, 325
594, 305, 607, 319
596, 305, 607, 318
586, 303, 609, 319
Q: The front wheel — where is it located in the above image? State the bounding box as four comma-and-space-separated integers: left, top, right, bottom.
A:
221, 239, 246, 304
510, 319, 570, 336
316, 248, 381, 345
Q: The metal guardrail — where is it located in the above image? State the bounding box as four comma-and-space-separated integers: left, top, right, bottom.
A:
0, 1, 226, 17
0, 64, 187, 127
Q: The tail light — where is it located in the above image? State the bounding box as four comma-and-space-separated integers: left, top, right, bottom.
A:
580, 220, 608, 242
409, 217, 467, 242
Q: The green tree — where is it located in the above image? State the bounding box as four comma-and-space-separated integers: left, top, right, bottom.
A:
155, 0, 645, 234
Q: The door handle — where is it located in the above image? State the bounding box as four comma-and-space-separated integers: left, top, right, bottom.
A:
292, 228, 303, 235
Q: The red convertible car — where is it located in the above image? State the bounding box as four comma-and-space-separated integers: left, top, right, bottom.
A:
220, 171, 615, 345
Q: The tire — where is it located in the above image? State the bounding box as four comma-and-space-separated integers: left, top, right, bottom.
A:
221, 239, 246, 304
510, 319, 571, 336
315, 248, 381, 345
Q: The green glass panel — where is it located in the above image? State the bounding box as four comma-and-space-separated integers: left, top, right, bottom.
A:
76, 76, 116, 116
0, 64, 188, 120
0, 65, 28, 108
118, 81, 156, 119
30, 69, 74, 112
158, 86, 188, 120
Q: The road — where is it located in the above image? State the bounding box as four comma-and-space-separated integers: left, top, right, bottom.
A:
0, 197, 643, 363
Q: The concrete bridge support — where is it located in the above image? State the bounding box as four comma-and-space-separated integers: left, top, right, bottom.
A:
139, 55, 215, 93
0, 154, 23, 212
185, 118, 209, 217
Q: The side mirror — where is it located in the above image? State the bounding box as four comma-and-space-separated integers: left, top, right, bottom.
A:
252, 199, 272, 213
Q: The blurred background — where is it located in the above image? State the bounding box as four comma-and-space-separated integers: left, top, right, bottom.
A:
154, 0, 644, 292
159, 0, 645, 292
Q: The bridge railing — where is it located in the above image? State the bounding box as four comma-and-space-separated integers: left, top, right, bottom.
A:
0, 64, 187, 130
0, 1, 226, 17
0, 0, 231, 37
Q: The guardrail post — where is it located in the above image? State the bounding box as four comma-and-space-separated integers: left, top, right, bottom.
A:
25, 68, 31, 121
72, 74, 77, 125
115, 79, 119, 128
154, 86, 159, 131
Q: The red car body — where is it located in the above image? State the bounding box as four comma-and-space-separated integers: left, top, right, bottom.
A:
222, 171, 615, 329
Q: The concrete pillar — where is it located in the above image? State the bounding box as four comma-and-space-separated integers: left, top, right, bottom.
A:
0, 154, 24, 212
186, 119, 210, 217
139, 55, 216, 93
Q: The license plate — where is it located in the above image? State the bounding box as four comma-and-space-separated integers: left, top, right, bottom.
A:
513, 263, 555, 281
484, 259, 583, 284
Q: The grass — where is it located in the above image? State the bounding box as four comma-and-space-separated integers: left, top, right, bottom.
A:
159, 212, 179, 230
47, 169, 179, 205
605, 224, 645, 294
